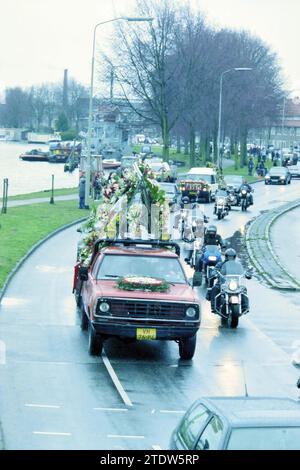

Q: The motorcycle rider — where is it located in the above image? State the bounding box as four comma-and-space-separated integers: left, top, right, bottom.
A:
214, 184, 232, 214
196, 225, 224, 271
209, 248, 250, 311
238, 178, 253, 206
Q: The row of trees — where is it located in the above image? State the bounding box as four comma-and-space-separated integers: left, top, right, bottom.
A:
105, 0, 285, 166
0, 79, 89, 135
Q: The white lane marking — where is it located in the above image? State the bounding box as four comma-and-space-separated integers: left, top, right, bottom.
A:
159, 410, 185, 414
101, 351, 133, 407
25, 404, 61, 409
108, 434, 145, 439
93, 407, 128, 412
33, 432, 71, 436
152, 445, 162, 450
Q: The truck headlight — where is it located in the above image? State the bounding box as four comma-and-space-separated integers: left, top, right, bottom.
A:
99, 301, 110, 313
186, 307, 197, 318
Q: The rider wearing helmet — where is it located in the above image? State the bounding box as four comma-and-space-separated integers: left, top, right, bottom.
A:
238, 178, 254, 205
204, 225, 224, 247
196, 225, 224, 272
209, 248, 249, 312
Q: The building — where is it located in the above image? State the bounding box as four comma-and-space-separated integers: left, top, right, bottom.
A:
249, 97, 300, 149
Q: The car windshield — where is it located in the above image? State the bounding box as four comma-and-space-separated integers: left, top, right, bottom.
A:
97, 254, 186, 283
269, 168, 286, 175
186, 174, 211, 183
151, 163, 166, 172
227, 427, 300, 450
159, 184, 175, 194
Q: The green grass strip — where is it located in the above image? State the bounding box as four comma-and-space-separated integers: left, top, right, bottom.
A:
0, 200, 85, 289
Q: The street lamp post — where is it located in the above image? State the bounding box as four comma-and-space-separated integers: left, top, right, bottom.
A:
84, 16, 153, 208
217, 67, 252, 173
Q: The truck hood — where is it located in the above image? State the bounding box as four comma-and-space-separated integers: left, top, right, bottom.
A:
93, 280, 199, 303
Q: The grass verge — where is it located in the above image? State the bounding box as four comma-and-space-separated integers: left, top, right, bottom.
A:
0, 200, 87, 289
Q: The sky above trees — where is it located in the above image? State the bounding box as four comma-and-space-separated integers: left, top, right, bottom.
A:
0, 0, 299, 95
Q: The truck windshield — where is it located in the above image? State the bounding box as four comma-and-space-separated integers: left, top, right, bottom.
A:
186, 174, 211, 183
97, 255, 186, 283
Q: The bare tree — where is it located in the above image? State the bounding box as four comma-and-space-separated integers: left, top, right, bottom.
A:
104, 0, 180, 160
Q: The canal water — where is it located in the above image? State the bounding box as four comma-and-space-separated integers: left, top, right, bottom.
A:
0, 141, 79, 196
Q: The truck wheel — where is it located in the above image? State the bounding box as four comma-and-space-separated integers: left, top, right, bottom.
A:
80, 305, 88, 331
88, 325, 103, 356
179, 335, 196, 360
228, 305, 239, 328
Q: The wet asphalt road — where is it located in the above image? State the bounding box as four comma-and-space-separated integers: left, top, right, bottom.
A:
0, 180, 300, 450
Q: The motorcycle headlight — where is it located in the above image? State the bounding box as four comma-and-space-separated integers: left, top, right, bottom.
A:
99, 301, 110, 313
218, 198, 225, 203
208, 255, 217, 261
228, 280, 238, 291
186, 307, 197, 318
241, 190, 247, 195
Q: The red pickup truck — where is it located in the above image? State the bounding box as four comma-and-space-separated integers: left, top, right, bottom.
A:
74, 239, 202, 359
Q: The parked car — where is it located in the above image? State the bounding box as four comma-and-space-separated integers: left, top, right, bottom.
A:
265, 167, 291, 185
289, 163, 300, 179
75, 239, 201, 359
170, 397, 300, 450
158, 182, 180, 207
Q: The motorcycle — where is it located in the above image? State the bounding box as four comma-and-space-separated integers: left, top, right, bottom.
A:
202, 245, 222, 288
211, 267, 252, 328
214, 192, 230, 220
239, 188, 251, 211
227, 188, 238, 208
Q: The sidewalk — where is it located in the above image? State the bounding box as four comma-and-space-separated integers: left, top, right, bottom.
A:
245, 198, 300, 290
6, 193, 77, 208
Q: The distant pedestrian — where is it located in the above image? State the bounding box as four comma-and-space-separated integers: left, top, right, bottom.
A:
78, 175, 86, 209
93, 173, 102, 200
248, 157, 254, 176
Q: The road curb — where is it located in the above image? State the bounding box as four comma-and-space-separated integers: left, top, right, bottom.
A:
245, 199, 300, 291
0, 217, 87, 303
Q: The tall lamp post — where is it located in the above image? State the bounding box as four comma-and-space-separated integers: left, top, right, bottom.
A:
217, 67, 252, 173
84, 16, 153, 208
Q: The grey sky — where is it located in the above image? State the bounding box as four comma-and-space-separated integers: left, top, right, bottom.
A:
0, 0, 299, 94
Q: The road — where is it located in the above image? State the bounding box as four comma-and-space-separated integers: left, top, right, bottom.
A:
0, 179, 300, 450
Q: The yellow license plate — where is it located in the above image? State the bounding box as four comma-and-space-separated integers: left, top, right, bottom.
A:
136, 328, 156, 340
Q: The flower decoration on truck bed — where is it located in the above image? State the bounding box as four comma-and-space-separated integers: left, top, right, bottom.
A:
77, 163, 172, 264
116, 276, 170, 292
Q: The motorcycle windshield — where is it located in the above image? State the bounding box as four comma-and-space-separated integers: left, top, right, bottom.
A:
221, 261, 244, 275
205, 245, 221, 255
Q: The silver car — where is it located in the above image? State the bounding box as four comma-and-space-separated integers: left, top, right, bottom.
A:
170, 397, 300, 450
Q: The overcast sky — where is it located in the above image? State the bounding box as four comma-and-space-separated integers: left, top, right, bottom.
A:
0, 0, 299, 95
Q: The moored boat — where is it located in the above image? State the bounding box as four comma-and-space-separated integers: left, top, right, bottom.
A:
19, 149, 49, 162
102, 159, 121, 170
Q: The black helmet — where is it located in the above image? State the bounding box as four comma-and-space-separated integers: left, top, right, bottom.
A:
206, 225, 217, 235
225, 248, 237, 260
